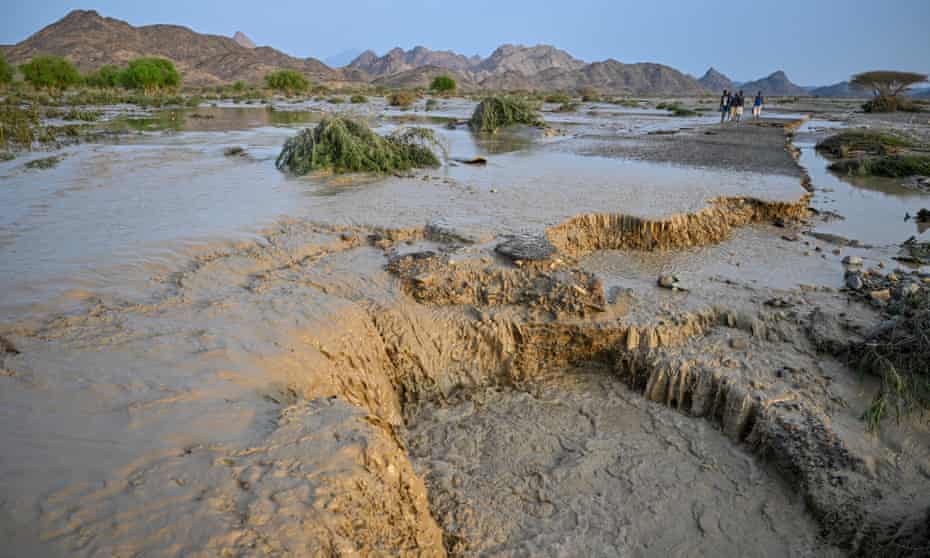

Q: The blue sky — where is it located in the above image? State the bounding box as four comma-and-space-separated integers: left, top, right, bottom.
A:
2, 0, 929, 85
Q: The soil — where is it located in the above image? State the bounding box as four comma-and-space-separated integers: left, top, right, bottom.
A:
2, 96, 930, 557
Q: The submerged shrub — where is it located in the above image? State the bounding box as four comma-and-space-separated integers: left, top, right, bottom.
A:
425, 99, 439, 111
264, 69, 309, 94
544, 93, 572, 104
469, 96, 544, 133
350, 94, 368, 104
19, 56, 82, 91
0, 104, 41, 147
388, 91, 417, 107
118, 58, 180, 92
275, 116, 445, 175
828, 155, 930, 178
429, 75, 456, 94
555, 101, 580, 112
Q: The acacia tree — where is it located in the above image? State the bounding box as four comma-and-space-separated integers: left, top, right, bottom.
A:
429, 75, 456, 94
19, 55, 82, 92
851, 71, 927, 112
118, 58, 181, 93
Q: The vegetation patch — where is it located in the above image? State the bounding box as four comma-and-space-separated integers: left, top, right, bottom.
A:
350, 94, 368, 104
425, 99, 439, 112
828, 155, 930, 178
429, 75, 456, 94
275, 116, 444, 175
469, 96, 544, 133
388, 91, 417, 108
1, 104, 42, 147
555, 101, 580, 112
327, 96, 345, 104
24, 155, 63, 169
19, 56, 82, 91
265, 70, 309, 94
544, 93, 572, 104
0, 54, 13, 86
816, 130, 914, 158
117, 58, 180, 93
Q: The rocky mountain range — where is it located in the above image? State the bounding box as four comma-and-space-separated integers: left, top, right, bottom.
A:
1, 10, 870, 96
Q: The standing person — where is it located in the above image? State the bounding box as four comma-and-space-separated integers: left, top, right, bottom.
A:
719, 89, 730, 124
735, 90, 745, 123
753, 91, 764, 120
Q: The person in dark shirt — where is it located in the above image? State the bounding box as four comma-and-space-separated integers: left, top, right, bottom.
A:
753, 91, 765, 120
735, 90, 745, 123
720, 89, 730, 124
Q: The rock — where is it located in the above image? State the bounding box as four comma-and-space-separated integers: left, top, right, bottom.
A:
832, 248, 841, 256
842, 256, 864, 266
895, 282, 920, 299
340, 232, 356, 242
917, 208, 930, 223
495, 233, 557, 262
729, 337, 749, 350
845, 273, 864, 290
781, 234, 799, 242
657, 274, 679, 289
773, 217, 786, 228
869, 289, 891, 302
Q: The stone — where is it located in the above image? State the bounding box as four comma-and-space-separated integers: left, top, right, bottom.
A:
869, 289, 891, 302
845, 273, 864, 290
495, 233, 557, 262
729, 337, 749, 350
843, 256, 864, 266
657, 274, 679, 289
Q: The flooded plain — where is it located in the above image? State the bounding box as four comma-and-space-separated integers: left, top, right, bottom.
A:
2, 97, 929, 557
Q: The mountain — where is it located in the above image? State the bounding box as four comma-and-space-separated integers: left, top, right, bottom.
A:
372, 65, 476, 91
2, 10, 347, 85
698, 67, 734, 92
472, 44, 584, 80
502, 59, 706, 95
349, 46, 478, 77
232, 31, 255, 49
739, 71, 807, 96
809, 81, 862, 98
324, 48, 363, 68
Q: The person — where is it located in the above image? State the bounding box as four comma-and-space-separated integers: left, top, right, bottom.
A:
753, 91, 764, 120
736, 90, 746, 123
719, 89, 730, 123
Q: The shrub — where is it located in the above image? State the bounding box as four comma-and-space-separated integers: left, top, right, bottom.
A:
0, 104, 41, 147
544, 93, 572, 104
275, 116, 444, 175
862, 96, 920, 113
350, 94, 368, 104
425, 99, 439, 111
816, 130, 913, 158
0, 54, 13, 86
828, 155, 930, 178
327, 96, 345, 104
84, 64, 120, 88
555, 101, 580, 112
469, 96, 544, 133
19, 55, 82, 91
429, 75, 456, 94
264, 69, 309, 94
118, 58, 180, 93
232, 80, 246, 92
388, 91, 417, 107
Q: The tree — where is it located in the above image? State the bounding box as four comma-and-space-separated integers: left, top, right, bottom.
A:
118, 58, 181, 93
0, 54, 13, 87
19, 55, 82, 91
430, 75, 456, 94
84, 64, 121, 88
264, 69, 309, 94
851, 71, 927, 112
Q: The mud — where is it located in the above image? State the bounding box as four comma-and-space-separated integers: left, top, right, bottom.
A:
2, 100, 930, 557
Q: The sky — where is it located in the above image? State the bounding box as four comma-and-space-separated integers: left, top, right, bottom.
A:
2, 0, 929, 85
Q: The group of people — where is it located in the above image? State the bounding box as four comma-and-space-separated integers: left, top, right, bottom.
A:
719, 90, 764, 123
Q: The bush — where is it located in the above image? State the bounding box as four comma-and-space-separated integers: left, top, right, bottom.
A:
19, 55, 82, 91
232, 80, 246, 92
264, 69, 309, 94
388, 91, 417, 107
816, 130, 913, 158
327, 96, 345, 104
544, 93, 572, 104
275, 116, 444, 175
828, 155, 930, 178
84, 64, 120, 88
429, 75, 456, 94
425, 99, 439, 111
118, 58, 180, 92
0, 55, 13, 86
555, 101, 580, 112
862, 96, 920, 113
469, 96, 544, 133
350, 94, 368, 104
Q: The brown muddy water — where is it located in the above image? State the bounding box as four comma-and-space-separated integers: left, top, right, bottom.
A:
1, 102, 928, 557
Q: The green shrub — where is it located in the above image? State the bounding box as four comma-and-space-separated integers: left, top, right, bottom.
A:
429, 75, 456, 94
816, 130, 914, 158
232, 80, 246, 92
118, 58, 180, 93
0, 54, 13, 86
0, 104, 41, 147
275, 116, 444, 175
24, 155, 63, 169
862, 95, 921, 113
350, 94, 368, 104
327, 96, 345, 104
84, 64, 120, 88
264, 69, 309, 94
829, 155, 930, 178
19, 56, 82, 91
425, 99, 439, 111
62, 109, 100, 122
544, 93, 572, 104
469, 96, 544, 132
388, 91, 417, 107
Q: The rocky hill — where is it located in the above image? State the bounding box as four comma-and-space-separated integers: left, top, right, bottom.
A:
349, 47, 478, 77
739, 71, 807, 96
698, 67, 735, 92
232, 31, 256, 49
371, 65, 477, 91
472, 44, 584, 80
2, 10, 347, 85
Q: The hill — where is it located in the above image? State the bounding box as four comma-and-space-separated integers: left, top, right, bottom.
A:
739, 71, 807, 96
2, 10, 348, 86
348, 47, 478, 77
698, 67, 735, 92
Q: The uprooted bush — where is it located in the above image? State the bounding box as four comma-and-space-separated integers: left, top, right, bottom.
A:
469, 96, 544, 133
849, 288, 930, 430
816, 130, 914, 158
828, 155, 930, 178
388, 91, 417, 107
275, 116, 445, 175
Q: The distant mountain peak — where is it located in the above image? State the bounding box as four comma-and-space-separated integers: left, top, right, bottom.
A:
698, 67, 734, 92
233, 31, 255, 49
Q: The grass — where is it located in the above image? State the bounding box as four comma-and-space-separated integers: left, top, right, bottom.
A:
828, 155, 930, 178
849, 289, 930, 430
350, 95, 368, 104
1, 104, 41, 147
816, 130, 914, 158
61, 109, 101, 122
554, 101, 580, 112
657, 102, 698, 117
275, 116, 444, 175
24, 155, 63, 169
611, 98, 640, 108
388, 91, 417, 108
544, 93, 572, 104
327, 96, 345, 104
469, 96, 544, 133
